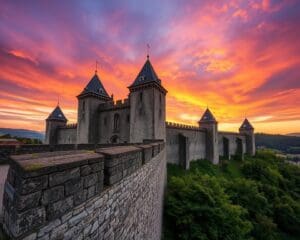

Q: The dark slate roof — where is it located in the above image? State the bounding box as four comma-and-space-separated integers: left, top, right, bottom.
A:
130, 58, 161, 87
199, 108, 217, 123
239, 118, 254, 130
47, 106, 67, 121
79, 73, 109, 97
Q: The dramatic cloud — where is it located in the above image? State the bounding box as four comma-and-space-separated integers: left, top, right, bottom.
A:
0, 0, 299, 133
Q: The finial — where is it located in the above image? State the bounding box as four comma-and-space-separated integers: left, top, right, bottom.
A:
95, 60, 98, 74
57, 95, 60, 106
147, 43, 150, 59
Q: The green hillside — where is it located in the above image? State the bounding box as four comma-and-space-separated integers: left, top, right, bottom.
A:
163, 150, 300, 240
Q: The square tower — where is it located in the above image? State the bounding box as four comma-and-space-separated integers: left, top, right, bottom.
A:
128, 56, 167, 143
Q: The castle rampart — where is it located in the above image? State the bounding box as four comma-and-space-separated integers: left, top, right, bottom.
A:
2, 141, 165, 240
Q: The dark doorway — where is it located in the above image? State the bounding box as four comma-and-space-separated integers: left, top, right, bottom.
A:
110, 135, 119, 143
179, 134, 189, 169
236, 138, 243, 156
222, 137, 229, 159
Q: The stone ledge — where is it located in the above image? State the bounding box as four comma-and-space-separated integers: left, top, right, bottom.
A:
9, 151, 104, 178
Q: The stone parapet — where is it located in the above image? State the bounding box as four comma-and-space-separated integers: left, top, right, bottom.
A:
2, 141, 165, 240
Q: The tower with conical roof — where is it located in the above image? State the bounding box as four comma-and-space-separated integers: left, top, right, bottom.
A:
45, 105, 67, 144
128, 55, 167, 142
76, 71, 111, 144
198, 108, 219, 164
239, 118, 255, 155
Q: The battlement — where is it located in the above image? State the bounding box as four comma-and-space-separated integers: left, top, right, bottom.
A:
2, 141, 165, 239
99, 98, 130, 111
166, 121, 205, 131
58, 123, 78, 129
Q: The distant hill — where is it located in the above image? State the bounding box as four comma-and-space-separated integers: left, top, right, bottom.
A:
256, 133, 300, 154
286, 132, 300, 137
0, 128, 44, 141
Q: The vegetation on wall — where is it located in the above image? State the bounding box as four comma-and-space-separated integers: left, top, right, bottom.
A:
163, 150, 300, 240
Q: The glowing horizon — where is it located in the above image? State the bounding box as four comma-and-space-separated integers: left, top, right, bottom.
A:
0, 0, 299, 134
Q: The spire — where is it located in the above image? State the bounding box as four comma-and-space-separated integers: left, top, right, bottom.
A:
239, 118, 254, 131
198, 108, 217, 123
129, 57, 161, 87
78, 72, 110, 99
47, 105, 67, 122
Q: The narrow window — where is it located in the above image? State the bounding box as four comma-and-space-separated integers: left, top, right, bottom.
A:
104, 117, 107, 126
82, 101, 85, 111
127, 114, 130, 123
113, 113, 120, 132
139, 92, 143, 102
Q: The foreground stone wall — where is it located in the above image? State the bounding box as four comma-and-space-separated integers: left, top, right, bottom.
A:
2, 142, 165, 240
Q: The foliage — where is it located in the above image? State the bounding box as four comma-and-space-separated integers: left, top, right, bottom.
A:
163, 150, 300, 240
256, 133, 300, 154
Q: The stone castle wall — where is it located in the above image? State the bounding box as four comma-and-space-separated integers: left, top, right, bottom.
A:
166, 123, 206, 167
2, 142, 166, 240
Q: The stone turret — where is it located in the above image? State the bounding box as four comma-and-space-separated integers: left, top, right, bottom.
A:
239, 118, 255, 156
45, 105, 67, 144
198, 108, 219, 164
77, 72, 111, 144
128, 56, 167, 142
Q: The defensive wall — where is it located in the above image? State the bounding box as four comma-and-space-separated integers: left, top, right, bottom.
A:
1, 141, 166, 240
165, 122, 250, 169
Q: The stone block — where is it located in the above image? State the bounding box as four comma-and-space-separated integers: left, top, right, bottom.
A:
15, 190, 41, 211
42, 186, 64, 205
49, 167, 80, 186
81, 164, 92, 176
87, 185, 96, 199
74, 189, 87, 206
83, 173, 98, 188
17, 175, 48, 195
47, 196, 73, 220
10, 207, 46, 238
65, 178, 83, 196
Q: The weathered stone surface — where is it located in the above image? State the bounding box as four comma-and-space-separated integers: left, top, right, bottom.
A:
83, 173, 97, 188
19, 175, 48, 194
69, 210, 88, 227
16, 190, 41, 211
65, 178, 82, 196
47, 196, 73, 220
37, 219, 61, 237
11, 207, 46, 237
3, 146, 166, 240
42, 186, 64, 205
80, 165, 92, 176
49, 167, 80, 186
74, 189, 87, 206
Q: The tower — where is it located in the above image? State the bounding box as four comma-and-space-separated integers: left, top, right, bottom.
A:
128, 56, 167, 143
198, 108, 219, 164
239, 118, 255, 156
45, 105, 67, 144
77, 72, 111, 144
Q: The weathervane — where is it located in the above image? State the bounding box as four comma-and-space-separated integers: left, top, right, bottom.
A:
147, 44, 150, 59
95, 60, 99, 73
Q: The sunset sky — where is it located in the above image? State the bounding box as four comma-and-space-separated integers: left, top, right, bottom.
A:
0, 0, 299, 134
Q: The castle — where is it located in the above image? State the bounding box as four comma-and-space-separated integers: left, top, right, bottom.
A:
45, 55, 255, 168
1, 55, 257, 240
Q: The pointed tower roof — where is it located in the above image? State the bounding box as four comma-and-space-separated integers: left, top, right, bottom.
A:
129, 57, 161, 87
239, 118, 254, 131
78, 73, 110, 99
47, 105, 67, 122
198, 108, 217, 123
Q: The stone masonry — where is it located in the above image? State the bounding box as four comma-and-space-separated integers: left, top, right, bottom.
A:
2, 141, 165, 240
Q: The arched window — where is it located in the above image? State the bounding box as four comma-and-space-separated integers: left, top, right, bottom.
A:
113, 113, 120, 132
